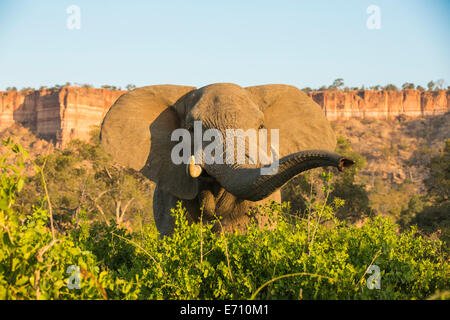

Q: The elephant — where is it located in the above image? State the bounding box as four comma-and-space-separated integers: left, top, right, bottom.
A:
100, 83, 354, 237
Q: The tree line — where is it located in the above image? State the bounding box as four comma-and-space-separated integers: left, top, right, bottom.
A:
3, 80, 447, 94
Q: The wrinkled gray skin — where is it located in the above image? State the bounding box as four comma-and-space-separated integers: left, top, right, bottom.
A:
100, 83, 353, 237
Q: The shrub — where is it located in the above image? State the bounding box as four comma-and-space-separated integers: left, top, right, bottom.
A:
15, 136, 154, 232
400, 140, 450, 251
402, 83, 415, 90
20, 87, 34, 94
384, 84, 398, 91
101, 85, 121, 91
282, 136, 372, 222
0, 140, 448, 300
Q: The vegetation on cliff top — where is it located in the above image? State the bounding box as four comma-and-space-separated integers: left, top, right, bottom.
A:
4, 78, 447, 94
0, 136, 448, 300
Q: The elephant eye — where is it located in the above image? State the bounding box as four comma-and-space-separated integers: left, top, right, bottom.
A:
258, 124, 266, 130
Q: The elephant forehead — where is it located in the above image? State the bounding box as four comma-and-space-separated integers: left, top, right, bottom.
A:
188, 84, 263, 127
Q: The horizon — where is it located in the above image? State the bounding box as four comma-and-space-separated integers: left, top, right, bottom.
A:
1, 0, 449, 91
1, 82, 449, 93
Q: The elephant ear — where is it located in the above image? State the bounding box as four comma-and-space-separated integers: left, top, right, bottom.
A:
100, 85, 198, 199
246, 84, 336, 158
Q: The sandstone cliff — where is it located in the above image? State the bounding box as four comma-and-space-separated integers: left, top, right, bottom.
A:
309, 89, 449, 120
0, 87, 448, 145
0, 87, 125, 145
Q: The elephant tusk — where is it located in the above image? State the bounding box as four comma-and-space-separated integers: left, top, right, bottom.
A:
187, 155, 202, 178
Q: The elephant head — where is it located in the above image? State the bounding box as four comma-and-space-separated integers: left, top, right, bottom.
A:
100, 83, 353, 235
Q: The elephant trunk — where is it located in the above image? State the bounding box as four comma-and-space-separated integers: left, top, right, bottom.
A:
202, 150, 354, 202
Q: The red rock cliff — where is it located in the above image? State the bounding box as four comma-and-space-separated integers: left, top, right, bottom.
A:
0, 87, 448, 145
0, 87, 125, 145
309, 89, 449, 120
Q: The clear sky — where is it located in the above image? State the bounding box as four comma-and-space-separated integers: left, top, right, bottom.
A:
0, 0, 449, 90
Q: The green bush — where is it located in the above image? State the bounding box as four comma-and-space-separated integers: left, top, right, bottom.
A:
15, 136, 154, 232
0, 140, 448, 300
0, 139, 115, 299
282, 136, 373, 222
400, 139, 450, 251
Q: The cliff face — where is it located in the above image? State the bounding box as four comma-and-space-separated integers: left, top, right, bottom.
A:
0, 87, 448, 145
309, 89, 449, 120
0, 87, 125, 145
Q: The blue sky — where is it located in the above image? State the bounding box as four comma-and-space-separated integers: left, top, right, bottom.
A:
0, 0, 449, 90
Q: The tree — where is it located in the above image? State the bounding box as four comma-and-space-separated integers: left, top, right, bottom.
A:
282, 136, 372, 222
301, 87, 312, 94
427, 81, 435, 91
332, 78, 344, 90
402, 82, 415, 90
399, 194, 425, 228
399, 139, 450, 249
20, 87, 34, 93
126, 84, 136, 91
16, 133, 154, 231
384, 84, 398, 91
328, 137, 373, 220
101, 85, 119, 90
424, 139, 450, 204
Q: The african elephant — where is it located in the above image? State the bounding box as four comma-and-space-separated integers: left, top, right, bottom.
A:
100, 83, 353, 237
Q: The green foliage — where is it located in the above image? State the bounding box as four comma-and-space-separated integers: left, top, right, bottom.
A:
399, 195, 425, 228
282, 136, 372, 222
402, 82, 415, 90
20, 87, 34, 94
369, 179, 416, 217
15, 136, 154, 232
0, 139, 115, 299
1, 140, 448, 300
333, 78, 344, 89
328, 137, 372, 220
329, 78, 344, 90
416, 85, 425, 91
101, 85, 121, 91
384, 84, 398, 91
424, 139, 449, 204
400, 140, 450, 250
